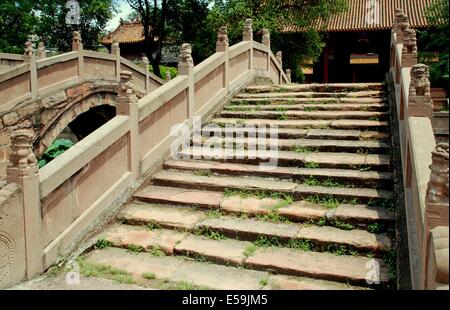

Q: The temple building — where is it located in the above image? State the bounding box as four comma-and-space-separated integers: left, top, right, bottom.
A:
101, 19, 178, 65
286, 0, 434, 83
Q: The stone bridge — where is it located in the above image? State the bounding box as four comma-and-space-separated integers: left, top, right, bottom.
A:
0, 14, 447, 291
0, 35, 165, 178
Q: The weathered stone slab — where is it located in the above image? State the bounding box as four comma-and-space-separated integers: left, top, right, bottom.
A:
196, 217, 300, 241
118, 204, 206, 230
245, 247, 389, 285
220, 196, 279, 215
278, 201, 328, 221
152, 170, 298, 192
331, 119, 389, 129
335, 204, 395, 223
102, 224, 187, 255
85, 247, 267, 290
134, 185, 223, 208
266, 274, 365, 290
174, 235, 252, 265
220, 110, 388, 121
293, 184, 393, 201
296, 225, 392, 253
225, 103, 387, 112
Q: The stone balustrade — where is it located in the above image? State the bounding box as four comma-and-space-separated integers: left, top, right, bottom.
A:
0, 20, 288, 289
390, 8, 449, 290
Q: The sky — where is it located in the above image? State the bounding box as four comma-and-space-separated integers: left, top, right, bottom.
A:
106, 0, 133, 31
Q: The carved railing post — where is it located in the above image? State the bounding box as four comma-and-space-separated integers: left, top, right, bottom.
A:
402, 28, 418, 67
261, 29, 271, 77
72, 31, 84, 82
216, 27, 230, 93
6, 129, 43, 279
243, 19, 253, 41
37, 42, 46, 59
243, 19, 254, 76
178, 43, 195, 118
72, 31, 83, 51
286, 69, 292, 84
276, 51, 282, 67
142, 56, 150, 93
397, 12, 410, 45
116, 71, 140, 180
111, 40, 121, 82
23, 40, 38, 98
165, 71, 172, 81
424, 143, 449, 289
409, 64, 434, 119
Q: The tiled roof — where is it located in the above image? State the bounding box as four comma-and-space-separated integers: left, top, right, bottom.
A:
284, 0, 434, 33
101, 20, 144, 45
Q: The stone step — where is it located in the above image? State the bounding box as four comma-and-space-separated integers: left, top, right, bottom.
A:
231, 97, 386, 105
234, 90, 384, 99
134, 186, 395, 225
202, 127, 390, 141
118, 204, 392, 254
225, 103, 388, 112
243, 83, 384, 94
219, 110, 389, 121
245, 247, 389, 286
177, 147, 392, 170
198, 137, 390, 153
84, 247, 364, 289
151, 170, 393, 202
211, 118, 390, 131
163, 160, 393, 188
174, 235, 385, 287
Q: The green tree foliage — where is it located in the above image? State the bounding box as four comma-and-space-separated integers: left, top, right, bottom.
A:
0, 1, 37, 53
35, 0, 117, 52
419, 0, 449, 89
38, 139, 75, 168
0, 0, 117, 54
204, 0, 348, 82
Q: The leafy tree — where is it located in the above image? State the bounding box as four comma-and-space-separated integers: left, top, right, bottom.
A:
0, 0, 37, 53
35, 0, 117, 52
418, 0, 449, 89
126, 0, 170, 77
0, 1, 116, 54
204, 0, 348, 81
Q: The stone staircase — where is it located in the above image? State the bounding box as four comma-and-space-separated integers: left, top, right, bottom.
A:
80, 83, 397, 290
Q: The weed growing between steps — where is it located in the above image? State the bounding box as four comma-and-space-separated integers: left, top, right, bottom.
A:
127, 244, 144, 254
304, 161, 320, 168
146, 221, 162, 230
142, 272, 156, 280
194, 227, 228, 240
302, 176, 350, 188
292, 146, 317, 154
77, 257, 136, 285
94, 239, 113, 250
193, 169, 213, 177
149, 246, 165, 257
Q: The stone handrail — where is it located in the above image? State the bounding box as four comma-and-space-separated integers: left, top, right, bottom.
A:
390, 9, 449, 290
0, 22, 289, 288
0, 40, 164, 114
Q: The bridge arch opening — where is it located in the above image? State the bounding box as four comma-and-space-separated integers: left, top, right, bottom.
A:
38, 105, 116, 167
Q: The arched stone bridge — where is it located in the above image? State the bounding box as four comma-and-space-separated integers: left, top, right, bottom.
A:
0, 36, 164, 178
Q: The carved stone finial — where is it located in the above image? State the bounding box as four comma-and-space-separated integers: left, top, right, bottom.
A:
396, 13, 410, 43
243, 19, 253, 41
409, 63, 433, 119
37, 42, 46, 59
426, 143, 449, 204
142, 56, 149, 66
261, 29, 270, 47
276, 51, 282, 65
165, 71, 172, 81
118, 70, 135, 98
402, 28, 418, 67
24, 41, 34, 57
393, 8, 404, 32
286, 69, 292, 83
178, 43, 194, 75
72, 31, 83, 51
216, 26, 229, 52
8, 129, 37, 170
111, 40, 120, 56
